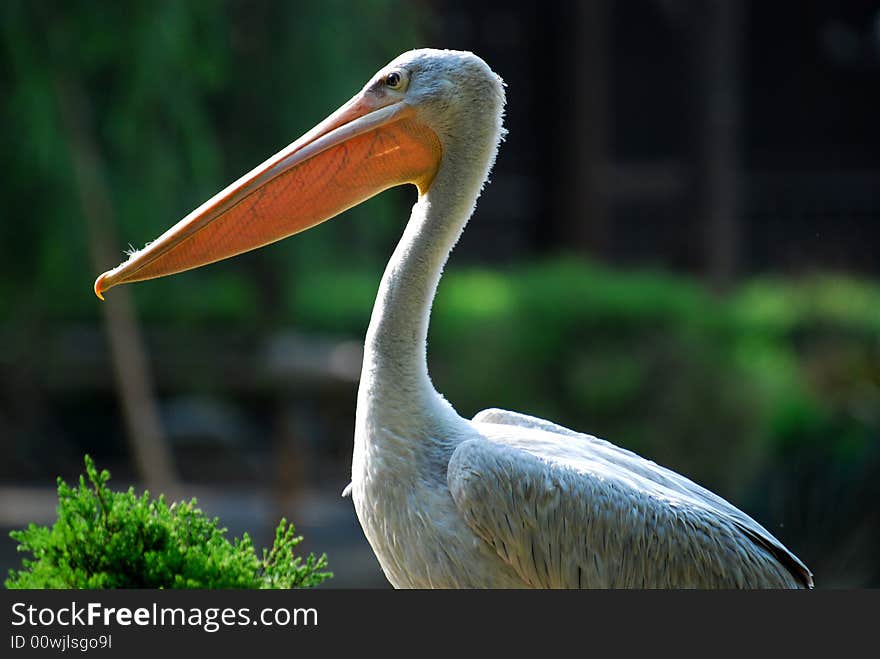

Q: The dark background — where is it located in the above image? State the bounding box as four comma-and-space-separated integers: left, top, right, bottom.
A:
1, 0, 878, 587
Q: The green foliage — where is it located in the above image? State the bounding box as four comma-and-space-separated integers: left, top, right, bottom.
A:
5, 456, 331, 589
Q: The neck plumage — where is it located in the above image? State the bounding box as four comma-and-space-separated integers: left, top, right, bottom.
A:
364, 171, 471, 391
359, 123, 501, 423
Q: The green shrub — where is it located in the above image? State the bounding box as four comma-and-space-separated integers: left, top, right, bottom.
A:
5, 456, 332, 589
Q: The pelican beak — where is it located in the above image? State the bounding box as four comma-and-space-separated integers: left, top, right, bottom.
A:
93, 91, 441, 299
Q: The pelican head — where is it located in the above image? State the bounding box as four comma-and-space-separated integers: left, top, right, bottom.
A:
93, 48, 505, 298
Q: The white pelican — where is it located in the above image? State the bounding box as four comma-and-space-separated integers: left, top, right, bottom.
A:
94, 49, 813, 588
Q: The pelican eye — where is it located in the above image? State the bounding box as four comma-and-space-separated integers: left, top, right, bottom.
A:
384, 71, 403, 89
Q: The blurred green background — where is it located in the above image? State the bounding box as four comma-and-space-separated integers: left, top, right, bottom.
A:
1, 0, 878, 587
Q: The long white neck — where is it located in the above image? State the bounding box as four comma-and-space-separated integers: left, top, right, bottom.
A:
356, 106, 505, 444
360, 170, 476, 412
364, 179, 468, 391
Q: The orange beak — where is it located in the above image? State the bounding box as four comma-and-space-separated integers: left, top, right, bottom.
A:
93, 90, 441, 299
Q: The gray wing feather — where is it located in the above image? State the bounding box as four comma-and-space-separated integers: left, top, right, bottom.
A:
446, 408, 812, 588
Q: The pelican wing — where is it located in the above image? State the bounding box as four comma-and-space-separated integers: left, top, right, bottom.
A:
445, 408, 812, 588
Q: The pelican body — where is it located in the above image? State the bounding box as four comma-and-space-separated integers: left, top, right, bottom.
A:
95, 49, 813, 588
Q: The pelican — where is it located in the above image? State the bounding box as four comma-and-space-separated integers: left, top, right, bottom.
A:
94, 49, 813, 588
